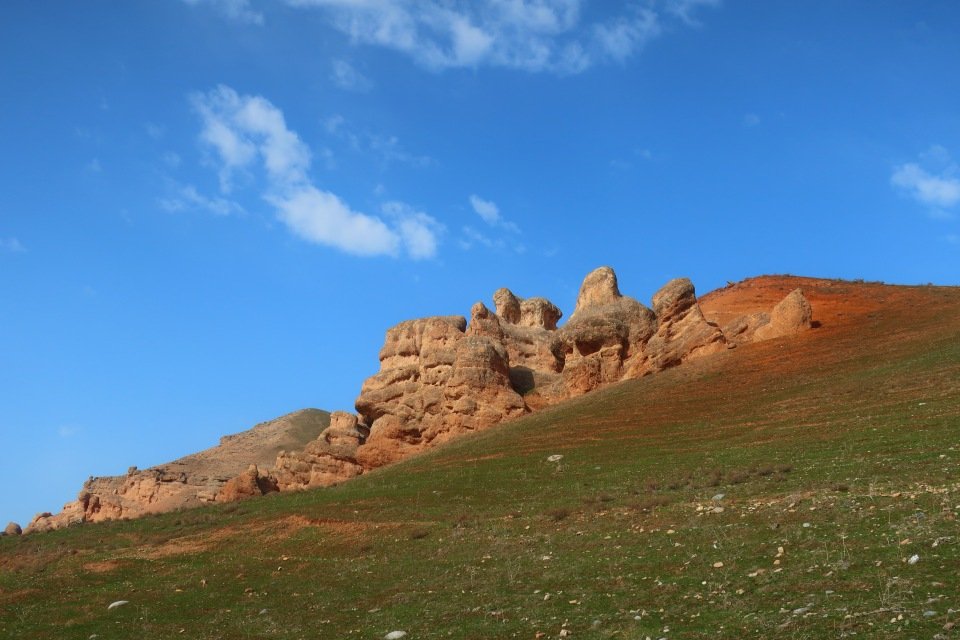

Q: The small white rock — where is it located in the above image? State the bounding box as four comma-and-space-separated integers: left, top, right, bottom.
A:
107, 600, 129, 610
711, 493, 725, 501
908, 554, 920, 565
547, 454, 564, 463
385, 632, 407, 640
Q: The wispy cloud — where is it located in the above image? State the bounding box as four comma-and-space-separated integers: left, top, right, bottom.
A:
666, 0, 722, 26
891, 146, 960, 217
159, 183, 245, 216
192, 85, 440, 258
283, 0, 718, 74
330, 59, 373, 91
57, 425, 80, 439
743, 113, 760, 127
0, 237, 26, 253
459, 225, 525, 254
324, 114, 431, 167
469, 194, 519, 233
182, 0, 263, 25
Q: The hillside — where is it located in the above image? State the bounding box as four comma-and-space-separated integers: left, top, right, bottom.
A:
2, 276, 959, 639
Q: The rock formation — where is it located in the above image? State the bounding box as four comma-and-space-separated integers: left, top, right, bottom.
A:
272, 411, 367, 489
3, 522, 21, 536
754, 288, 813, 341
26, 268, 815, 533
25, 409, 330, 533
354, 316, 526, 468
216, 465, 279, 502
720, 288, 813, 344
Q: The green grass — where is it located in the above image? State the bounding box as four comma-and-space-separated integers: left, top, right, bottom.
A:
2, 285, 960, 639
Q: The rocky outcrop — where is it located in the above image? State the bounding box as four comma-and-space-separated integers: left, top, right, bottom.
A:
560, 267, 658, 394
27, 268, 816, 533
352, 267, 763, 471
216, 465, 279, 502
625, 278, 727, 376
3, 522, 22, 536
719, 288, 814, 344
355, 316, 526, 469
271, 411, 367, 490
26, 409, 330, 533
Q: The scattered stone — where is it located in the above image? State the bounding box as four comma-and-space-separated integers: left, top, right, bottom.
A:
711, 493, 725, 501
384, 632, 407, 640
908, 554, 920, 565
547, 455, 564, 463
107, 600, 129, 610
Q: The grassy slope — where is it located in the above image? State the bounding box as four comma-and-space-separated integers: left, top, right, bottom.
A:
2, 278, 959, 639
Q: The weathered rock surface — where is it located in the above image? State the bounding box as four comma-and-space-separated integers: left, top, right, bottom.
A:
351, 266, 781, 472
355, 316, 526, 469
4, 522, 22, 536
216, 465, 279, 502
560, 267, 658, 393
626, 278, 728, 376
754, 289, 813, 341
26, 409, 330, 533
272, 411, 367, 490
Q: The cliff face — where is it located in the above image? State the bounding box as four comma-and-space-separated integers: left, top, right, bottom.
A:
27, 268, 813, 533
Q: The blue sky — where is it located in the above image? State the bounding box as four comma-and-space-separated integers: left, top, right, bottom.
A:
2, 1, 959, 527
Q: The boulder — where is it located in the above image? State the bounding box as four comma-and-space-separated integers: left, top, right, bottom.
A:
755, 289, 813, 340
4, 521, 22, 536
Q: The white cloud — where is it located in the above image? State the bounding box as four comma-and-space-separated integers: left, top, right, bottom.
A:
743, 113, 760, 127
470, 194, 500, 225
891, 146, 960, 214
191, 85, 440, 258
192, 85, 309, 191
270, 186, 400, 256
283, 0, 717, 73
469, 194, 520, 233
330, 59, 373, 91
182, 0, 264, 25
159, 183, 245, 216
383, 201, 444, 259
0, 237, 25, 253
